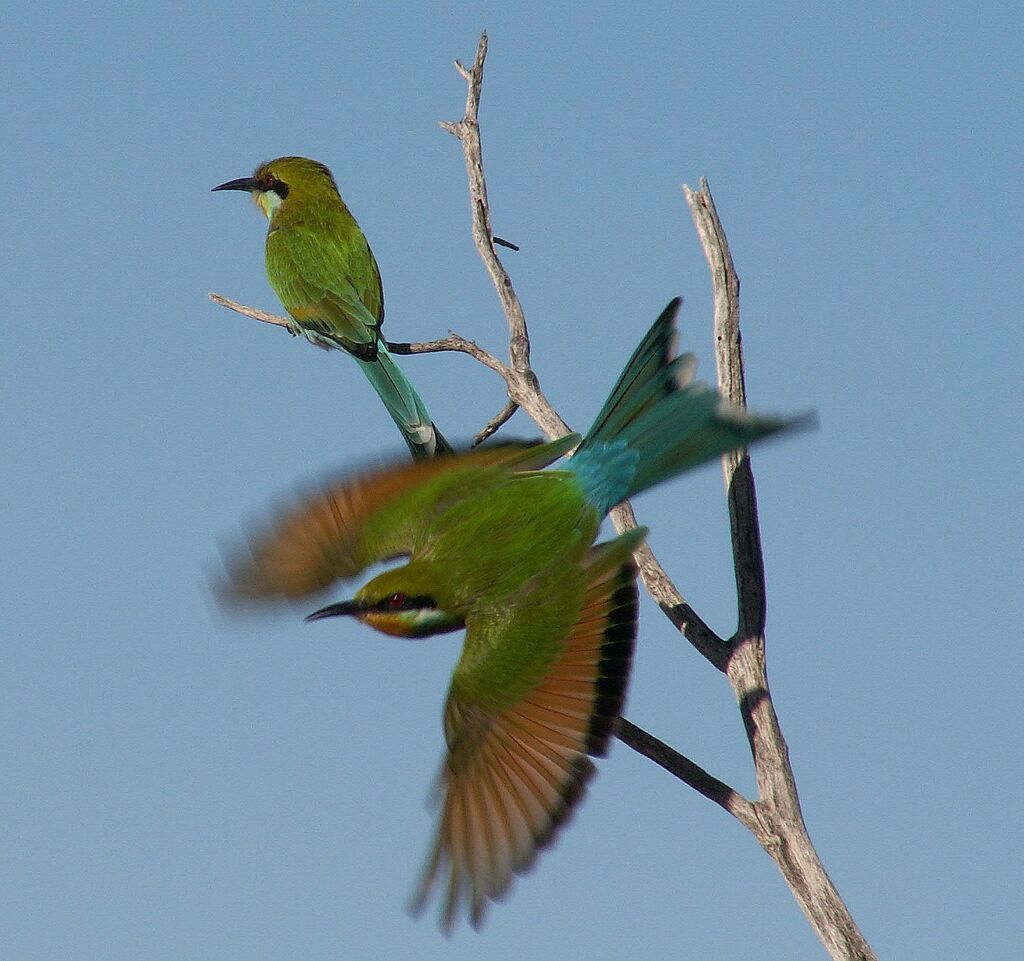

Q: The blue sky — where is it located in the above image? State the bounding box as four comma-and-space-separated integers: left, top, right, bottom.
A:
3, 2, 1022, 959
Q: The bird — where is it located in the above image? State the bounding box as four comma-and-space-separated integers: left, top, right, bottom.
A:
213, 156, 451, 459
222, 299, 806, 931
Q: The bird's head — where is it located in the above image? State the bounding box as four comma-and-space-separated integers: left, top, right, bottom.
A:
212, 156, 340, 221
305, 566, 465, 639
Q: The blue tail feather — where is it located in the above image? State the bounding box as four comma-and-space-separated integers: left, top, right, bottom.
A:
583, 299, 681, 444
569, 300, 804, 514
358, 343, 452, 460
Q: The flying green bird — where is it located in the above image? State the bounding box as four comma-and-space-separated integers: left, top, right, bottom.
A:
213, 156, 450, 459
223, 299, 805, 931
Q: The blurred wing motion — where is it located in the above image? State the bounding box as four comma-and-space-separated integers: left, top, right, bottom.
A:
223, 436, 582, 601
410, 532, 643, 932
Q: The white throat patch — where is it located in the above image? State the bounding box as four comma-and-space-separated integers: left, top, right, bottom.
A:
255, 189, 284, 220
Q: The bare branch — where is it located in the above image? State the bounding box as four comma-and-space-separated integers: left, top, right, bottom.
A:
208, 289, 516, 384
441, 35, 726, 680
473, 399, 519, 445
685, 181, 877, 961
209, 292, 293, 331
441, 32, 531, 374
385, 334, 509, 378
684, 181, 766, 641
440, 36, 874, 961
616, 720, 757, 828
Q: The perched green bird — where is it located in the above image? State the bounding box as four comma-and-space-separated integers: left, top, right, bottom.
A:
223, 300, 805, 931
213, 156, 450, 459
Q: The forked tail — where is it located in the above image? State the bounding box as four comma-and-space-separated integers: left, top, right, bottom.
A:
570, 299, 808, 514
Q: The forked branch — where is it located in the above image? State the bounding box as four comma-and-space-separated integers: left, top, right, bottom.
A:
440, 32, 877, 961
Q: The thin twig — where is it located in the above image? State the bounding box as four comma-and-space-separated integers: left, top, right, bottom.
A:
684, 182, 766, 642
209, 292, 294, 331
473, 399, 519, 445
209, 289, 516, 383
440, 32, 531, 374
616, 720, 757, 828
385, 335, 509, 378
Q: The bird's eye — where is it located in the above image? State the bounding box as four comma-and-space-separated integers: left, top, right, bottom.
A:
386, 593, 407, 610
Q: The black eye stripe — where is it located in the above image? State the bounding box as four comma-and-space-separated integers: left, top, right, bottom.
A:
257, 174, 289, 199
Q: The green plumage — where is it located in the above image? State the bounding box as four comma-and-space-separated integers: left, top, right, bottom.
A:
214, 156, 450, 459
223, 299, 809, 931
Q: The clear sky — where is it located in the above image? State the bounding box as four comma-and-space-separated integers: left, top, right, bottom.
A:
3, 2, 1021, 959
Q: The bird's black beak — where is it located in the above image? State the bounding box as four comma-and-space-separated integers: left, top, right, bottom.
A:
305, 599, 367, 622
212, 176, 257, 193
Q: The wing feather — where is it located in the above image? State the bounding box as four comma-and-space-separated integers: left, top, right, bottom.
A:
411, 539, 640, 932
222, 439, 578, 602
267, 225, 383, 349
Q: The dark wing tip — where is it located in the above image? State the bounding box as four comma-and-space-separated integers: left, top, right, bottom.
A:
584, 568, 639, 756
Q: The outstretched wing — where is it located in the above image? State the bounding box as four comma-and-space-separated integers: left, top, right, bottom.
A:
222, 436, 582, 601
410, 528, 644, 932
